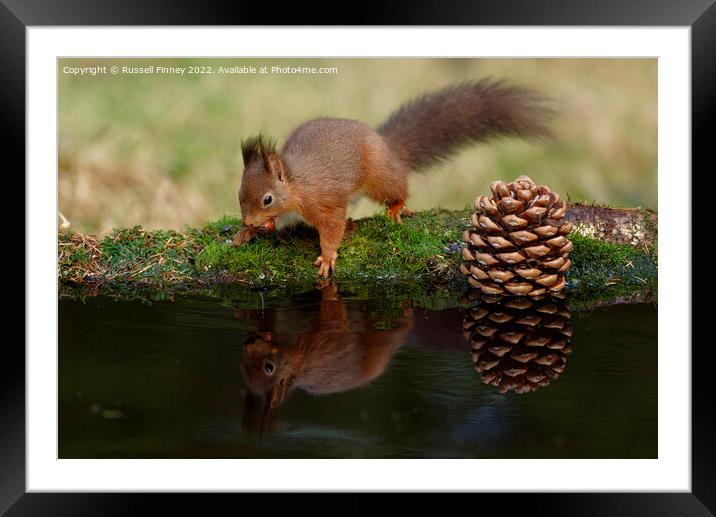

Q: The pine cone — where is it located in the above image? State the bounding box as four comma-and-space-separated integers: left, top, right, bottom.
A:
460, 175, 573, 297
463, 291, 572, 394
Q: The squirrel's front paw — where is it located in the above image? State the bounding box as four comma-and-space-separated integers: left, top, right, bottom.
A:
314, 254, 337, 278
232, 219, 277, 247
232, 227, 258, 247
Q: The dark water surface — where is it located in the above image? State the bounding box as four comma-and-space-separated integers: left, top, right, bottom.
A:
59, 286, 657, 458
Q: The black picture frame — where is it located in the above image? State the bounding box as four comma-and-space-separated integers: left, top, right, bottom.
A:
3, 1, 711, 514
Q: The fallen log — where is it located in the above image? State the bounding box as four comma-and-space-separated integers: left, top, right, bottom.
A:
58, 204, 657, 304
565, 203, 657, 252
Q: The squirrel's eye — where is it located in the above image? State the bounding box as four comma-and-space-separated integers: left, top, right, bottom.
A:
264, 362, 274, 375
263, 194, 273, 207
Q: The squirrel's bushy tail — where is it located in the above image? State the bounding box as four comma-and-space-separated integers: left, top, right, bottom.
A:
377, 79, 554, 171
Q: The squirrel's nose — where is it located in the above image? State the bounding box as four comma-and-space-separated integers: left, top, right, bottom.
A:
243, 216, 254, 226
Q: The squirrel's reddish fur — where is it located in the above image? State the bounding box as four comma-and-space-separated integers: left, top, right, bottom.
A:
234, 79, 553, 277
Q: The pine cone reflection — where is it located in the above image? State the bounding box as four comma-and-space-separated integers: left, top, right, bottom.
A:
462, 291, 573, 394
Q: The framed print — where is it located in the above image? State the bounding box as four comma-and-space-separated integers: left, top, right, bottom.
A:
4, 0, 713, 514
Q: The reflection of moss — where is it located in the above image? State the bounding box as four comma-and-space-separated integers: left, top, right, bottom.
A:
58, 208, 657, 305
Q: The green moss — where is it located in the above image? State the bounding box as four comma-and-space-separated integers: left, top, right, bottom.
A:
570, 232, 642, 267
98, 226, 201, 282
58, 208, 657, 305
567, 232, 656, 299
194, 209, 466, 285
58, 233, 102, 284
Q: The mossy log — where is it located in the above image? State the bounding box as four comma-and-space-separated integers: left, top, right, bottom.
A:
566, 203, 657, 251
58, 204, 657, 304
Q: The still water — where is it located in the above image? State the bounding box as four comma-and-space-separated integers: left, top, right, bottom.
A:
59, 285, 657, 458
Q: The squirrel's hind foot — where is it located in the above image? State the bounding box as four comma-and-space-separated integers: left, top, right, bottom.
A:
387, 202, 414, 224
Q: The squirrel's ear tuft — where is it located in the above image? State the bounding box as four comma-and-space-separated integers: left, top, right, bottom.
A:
241, 133, 277, 167
265, 154, 286, 182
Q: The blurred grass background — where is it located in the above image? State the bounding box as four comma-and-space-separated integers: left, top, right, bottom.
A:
59, 58, 656, 235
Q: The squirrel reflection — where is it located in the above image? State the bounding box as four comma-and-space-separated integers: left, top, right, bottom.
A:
239, 283, 413, 438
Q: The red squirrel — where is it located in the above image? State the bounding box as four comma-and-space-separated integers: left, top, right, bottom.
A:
233, 79, 552, 277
